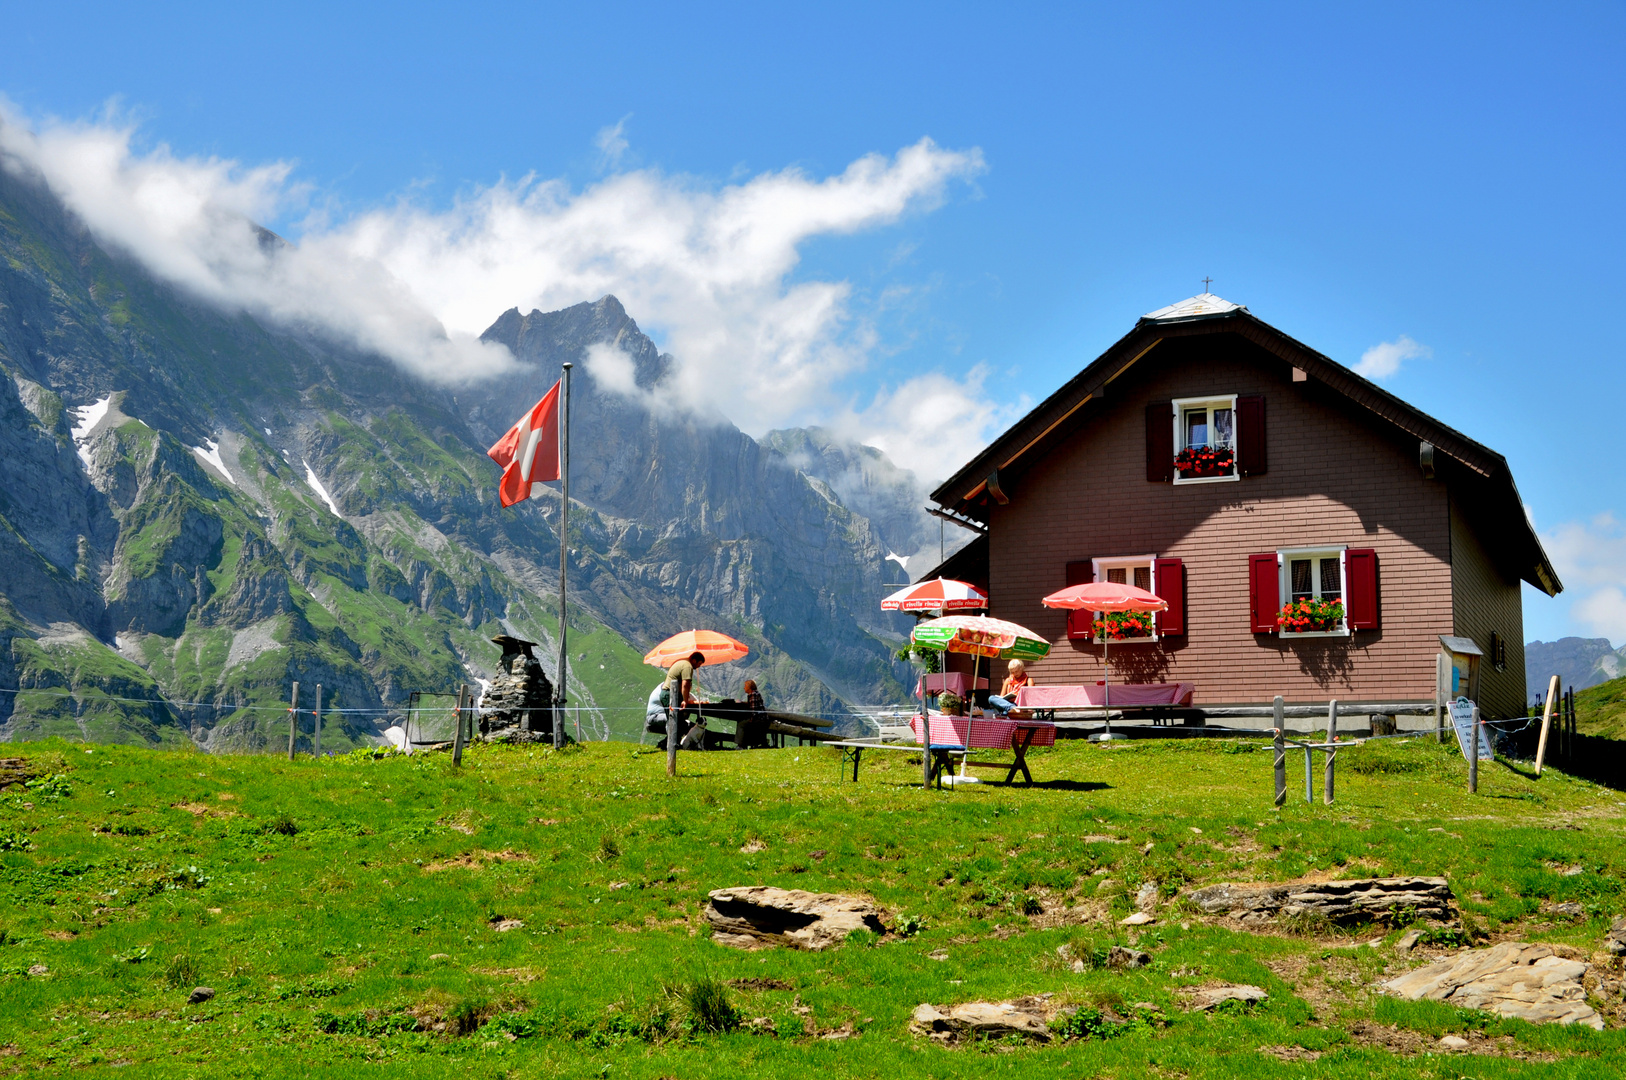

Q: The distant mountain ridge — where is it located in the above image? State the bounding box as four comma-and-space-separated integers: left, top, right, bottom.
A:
1525, 637, 1625, 700
0, 164, 929, 750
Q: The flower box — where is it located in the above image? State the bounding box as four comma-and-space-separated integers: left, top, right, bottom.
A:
1095, 610, 1156, 642
1174, 445, 1235, 479
1277, 597, 1345, 634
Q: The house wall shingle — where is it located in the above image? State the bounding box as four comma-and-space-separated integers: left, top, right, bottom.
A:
985, 333, 1456, 707
1450, 499, 1527, 719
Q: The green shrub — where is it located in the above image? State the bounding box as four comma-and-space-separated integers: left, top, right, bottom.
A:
260, 814, 299, 837
683, 979, 738, 1033
164, 953, 201, 989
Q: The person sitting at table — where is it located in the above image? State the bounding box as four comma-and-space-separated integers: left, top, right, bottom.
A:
986, 659, 1033, 716
735, 679, 771, 749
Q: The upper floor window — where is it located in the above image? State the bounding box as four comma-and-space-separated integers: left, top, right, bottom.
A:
1171, 395, 1238, 484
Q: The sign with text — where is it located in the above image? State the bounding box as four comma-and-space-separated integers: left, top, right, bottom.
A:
1450, 698, 1494, 762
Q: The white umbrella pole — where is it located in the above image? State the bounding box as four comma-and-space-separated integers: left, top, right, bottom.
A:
1103, 632, 1112, 737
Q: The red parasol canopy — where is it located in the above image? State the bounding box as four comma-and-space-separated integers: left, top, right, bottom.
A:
882, 577, 989, 612
1041, 581, 1168, 613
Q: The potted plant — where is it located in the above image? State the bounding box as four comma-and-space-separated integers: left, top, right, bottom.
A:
1173, 445, 1235, 478
1096, 610, 1156, 641
1276, 597, 1345, 634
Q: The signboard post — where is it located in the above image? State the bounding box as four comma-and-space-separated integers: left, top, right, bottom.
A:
1450, 697, 1492, 776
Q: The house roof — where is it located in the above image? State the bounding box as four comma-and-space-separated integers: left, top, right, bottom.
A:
1143, 292, 1248, 323
929, 296, 1563, 597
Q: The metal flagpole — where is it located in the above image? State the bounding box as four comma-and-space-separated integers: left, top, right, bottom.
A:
554, 363, 572, 750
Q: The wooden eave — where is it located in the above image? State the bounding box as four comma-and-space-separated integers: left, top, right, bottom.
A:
929, 308, 1562, 597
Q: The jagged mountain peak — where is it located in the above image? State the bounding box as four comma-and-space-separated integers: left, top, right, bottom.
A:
0, 172, 924, 750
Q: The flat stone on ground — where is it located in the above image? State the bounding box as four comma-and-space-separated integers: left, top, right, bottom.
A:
1186, 877, 1453, 924
1184, 984, 1268, 1011
1608, 916, 1626, 956
706, 886, 887, 950
1381, 941, 1604, 1030
910, 996, 1054, 1042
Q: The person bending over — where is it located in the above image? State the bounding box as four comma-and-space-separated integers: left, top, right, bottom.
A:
665, 651, 707, 750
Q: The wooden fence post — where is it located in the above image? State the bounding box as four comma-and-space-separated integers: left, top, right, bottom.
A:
288, 681, 299, 760
1566, 687, 1575, 760
1468, 703, 1479, 794
1272, 696, 1286, 807
452, 684, 467, 766
1324, 700, 1338, 805
313, 684, 322, 758
1435, 653, 1449, 744
1535, 675, 1558, 777
666, 689, 679, 779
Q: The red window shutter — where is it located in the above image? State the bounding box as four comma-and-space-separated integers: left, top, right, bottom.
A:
1154, 558, 1184, 635
1248, 553, 1279, 633
1346, 548, 1379, 630
1065, 559, 1094, 640
1145, 401, 1172, 482
1236, 395, 1266, 476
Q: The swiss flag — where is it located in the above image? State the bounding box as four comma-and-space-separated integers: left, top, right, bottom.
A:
487, 380, 561, 507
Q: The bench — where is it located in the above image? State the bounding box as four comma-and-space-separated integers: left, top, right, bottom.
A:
1014, 682, 1194, 725
910, 714, 1057, 786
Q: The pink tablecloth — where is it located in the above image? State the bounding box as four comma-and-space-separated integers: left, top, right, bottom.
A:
1014, 682, 1194, 708
913, 672, 990, 698
910, 714, 1057, 749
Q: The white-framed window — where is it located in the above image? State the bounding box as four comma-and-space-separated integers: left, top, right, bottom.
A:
1171, 395, 1238, 484
1277, 546, 1349, 637
1091, 555, 1157, 642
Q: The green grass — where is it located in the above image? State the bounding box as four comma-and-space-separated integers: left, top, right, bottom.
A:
0, 736, 1620, 1077
1578, 674, 1626, 740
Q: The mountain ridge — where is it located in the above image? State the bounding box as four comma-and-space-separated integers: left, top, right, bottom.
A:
0, 163, 927, 750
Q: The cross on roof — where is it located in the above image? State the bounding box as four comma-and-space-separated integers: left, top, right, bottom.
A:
1202, 276, 1213, 292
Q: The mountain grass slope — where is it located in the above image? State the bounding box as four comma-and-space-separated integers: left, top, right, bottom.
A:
0, 160, 923, 751
1577, 675, 1626, 741
0, 737, 1620, 1077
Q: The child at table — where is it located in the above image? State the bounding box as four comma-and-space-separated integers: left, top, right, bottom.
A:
986, 659, 1032, 716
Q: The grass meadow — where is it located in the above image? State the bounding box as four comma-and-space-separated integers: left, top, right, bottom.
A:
0, 734, 1621, 1078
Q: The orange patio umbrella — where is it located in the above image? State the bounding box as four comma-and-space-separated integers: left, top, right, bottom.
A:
643, 629, 750, 667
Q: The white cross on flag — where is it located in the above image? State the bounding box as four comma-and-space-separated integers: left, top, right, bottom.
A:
487, 380, 561, 507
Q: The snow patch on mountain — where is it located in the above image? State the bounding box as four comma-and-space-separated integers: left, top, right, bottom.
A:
70, 394, 112, 468
192, 439, 235, 485
303, 461, 341, 516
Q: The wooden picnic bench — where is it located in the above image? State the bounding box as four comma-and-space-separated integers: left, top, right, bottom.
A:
1013, 682, 1194, 725
826, 714, 1057, 788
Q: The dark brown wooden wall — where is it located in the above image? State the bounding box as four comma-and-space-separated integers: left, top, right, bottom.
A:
984, 332, 1457, 707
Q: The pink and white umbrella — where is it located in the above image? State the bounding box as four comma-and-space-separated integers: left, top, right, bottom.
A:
1042, 582, 1168, 736
882, 577, 988, 613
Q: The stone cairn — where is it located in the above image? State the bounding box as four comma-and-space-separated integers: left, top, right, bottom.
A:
478, 635, 554, 741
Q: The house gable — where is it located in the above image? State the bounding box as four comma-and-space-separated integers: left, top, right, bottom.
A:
930, 298, 1560, 598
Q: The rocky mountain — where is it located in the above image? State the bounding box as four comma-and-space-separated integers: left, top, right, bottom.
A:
0, 164, 927, 751
1525, 637, 1626, 701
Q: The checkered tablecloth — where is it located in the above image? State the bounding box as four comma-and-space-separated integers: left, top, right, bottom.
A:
909, 714, 1057, 750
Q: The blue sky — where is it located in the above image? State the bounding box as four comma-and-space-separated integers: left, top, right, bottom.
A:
4, 1, 1624, 645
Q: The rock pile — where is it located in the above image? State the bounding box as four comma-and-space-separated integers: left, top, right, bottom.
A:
705, 887, 887, 950
1187, 877, 1454, 924
1381, 942, 1604, 1029
479, 635, 554, 739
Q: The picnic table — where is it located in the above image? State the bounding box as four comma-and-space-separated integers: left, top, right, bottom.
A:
1014, 682, 1193, 724
911, 713, 1056, 786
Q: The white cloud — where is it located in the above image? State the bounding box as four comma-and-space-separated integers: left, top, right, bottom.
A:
0, 104, 990, 477
1354, 334, 1430, 380
1543, 513, 1626, 642
594, 115, 632, 170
